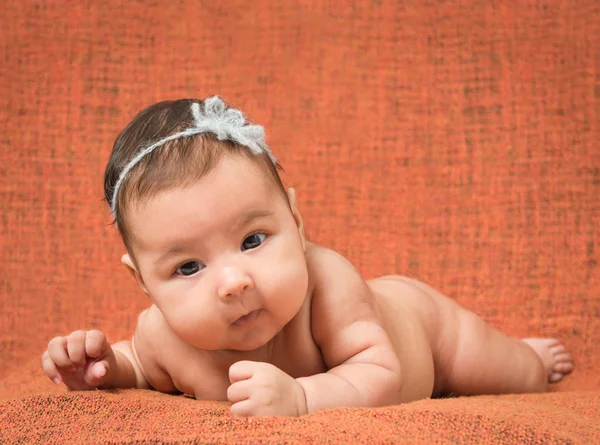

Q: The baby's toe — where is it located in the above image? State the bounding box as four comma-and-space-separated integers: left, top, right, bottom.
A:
554, 351, 572, 362
550, 343, 566, 355
554, 361, 574, 374
550, 372, 564, 383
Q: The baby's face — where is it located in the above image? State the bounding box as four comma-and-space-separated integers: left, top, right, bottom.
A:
124, 155, 308, 351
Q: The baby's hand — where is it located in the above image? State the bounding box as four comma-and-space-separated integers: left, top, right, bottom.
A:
227, 361, 308, 417
42, 330, 117, 390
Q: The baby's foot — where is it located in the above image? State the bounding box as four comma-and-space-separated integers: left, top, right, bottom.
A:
521, 338, 574, 383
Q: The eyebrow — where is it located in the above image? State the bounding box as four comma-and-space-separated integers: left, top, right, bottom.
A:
153, 208, 275, 266
231, 208, 274, 233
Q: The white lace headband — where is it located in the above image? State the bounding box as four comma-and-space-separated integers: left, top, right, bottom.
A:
110, 95, 276, 216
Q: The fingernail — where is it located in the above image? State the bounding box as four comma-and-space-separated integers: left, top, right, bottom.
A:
53, 377, 62, 384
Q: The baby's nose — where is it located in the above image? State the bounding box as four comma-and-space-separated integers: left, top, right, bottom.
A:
217, 266, 253, 300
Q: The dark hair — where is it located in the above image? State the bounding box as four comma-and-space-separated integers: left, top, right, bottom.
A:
103, 98, 286, 251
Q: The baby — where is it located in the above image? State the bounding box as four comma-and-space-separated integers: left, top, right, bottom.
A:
42, 96, 574, 417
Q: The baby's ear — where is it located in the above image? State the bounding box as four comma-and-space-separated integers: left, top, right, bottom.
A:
121, 253, 149, 295
286, 188, 306, 251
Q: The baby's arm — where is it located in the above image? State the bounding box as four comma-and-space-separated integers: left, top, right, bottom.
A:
297, 248, 403, 412
42, 329, 148, 390
104, 339, 148, 389
42, 308, 175, 393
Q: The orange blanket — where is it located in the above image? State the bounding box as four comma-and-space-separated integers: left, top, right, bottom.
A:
1, 0, 598, 443
1, 391, 599, 443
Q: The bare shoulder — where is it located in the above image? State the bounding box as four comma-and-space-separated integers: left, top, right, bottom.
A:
305, 243, 368, 292
304, 243, 381, 342
133, 305, 179, 393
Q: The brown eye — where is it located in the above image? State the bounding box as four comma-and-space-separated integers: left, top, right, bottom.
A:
176, 261, 203, 276
241, 233, 266, 251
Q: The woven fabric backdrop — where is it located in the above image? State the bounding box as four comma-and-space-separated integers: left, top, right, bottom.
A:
0, 0, 598, 403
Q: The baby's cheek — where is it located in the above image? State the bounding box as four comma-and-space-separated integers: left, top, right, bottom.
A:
170, 305, 223, 348
269, 252, 308, 305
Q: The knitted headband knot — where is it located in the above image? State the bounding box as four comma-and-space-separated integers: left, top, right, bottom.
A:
110, 95, 276, 217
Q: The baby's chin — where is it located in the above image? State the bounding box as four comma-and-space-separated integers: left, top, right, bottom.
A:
222, 330, 279, 352
195, 338, 272, 353
186, 327, 279, 352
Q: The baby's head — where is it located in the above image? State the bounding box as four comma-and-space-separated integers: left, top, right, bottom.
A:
104, 97, 308, 351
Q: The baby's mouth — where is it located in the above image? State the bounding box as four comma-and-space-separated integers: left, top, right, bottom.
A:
231, 309, 262, 328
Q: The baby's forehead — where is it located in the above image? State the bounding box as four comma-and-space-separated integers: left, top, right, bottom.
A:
131, 151, 278, 208
127, 161, 287, 248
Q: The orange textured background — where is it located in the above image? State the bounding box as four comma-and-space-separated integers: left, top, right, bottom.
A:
0, 0, 599, 442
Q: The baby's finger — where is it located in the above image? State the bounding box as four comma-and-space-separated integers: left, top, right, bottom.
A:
67, 330, 87, 366
42, 351, 63, 384
230, 399, 255, 417
229, 360, 256, 384
83, 361, 109, 386
47, 337, 73, 368
84, 330, 109, 358
227, 380, 250, 404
